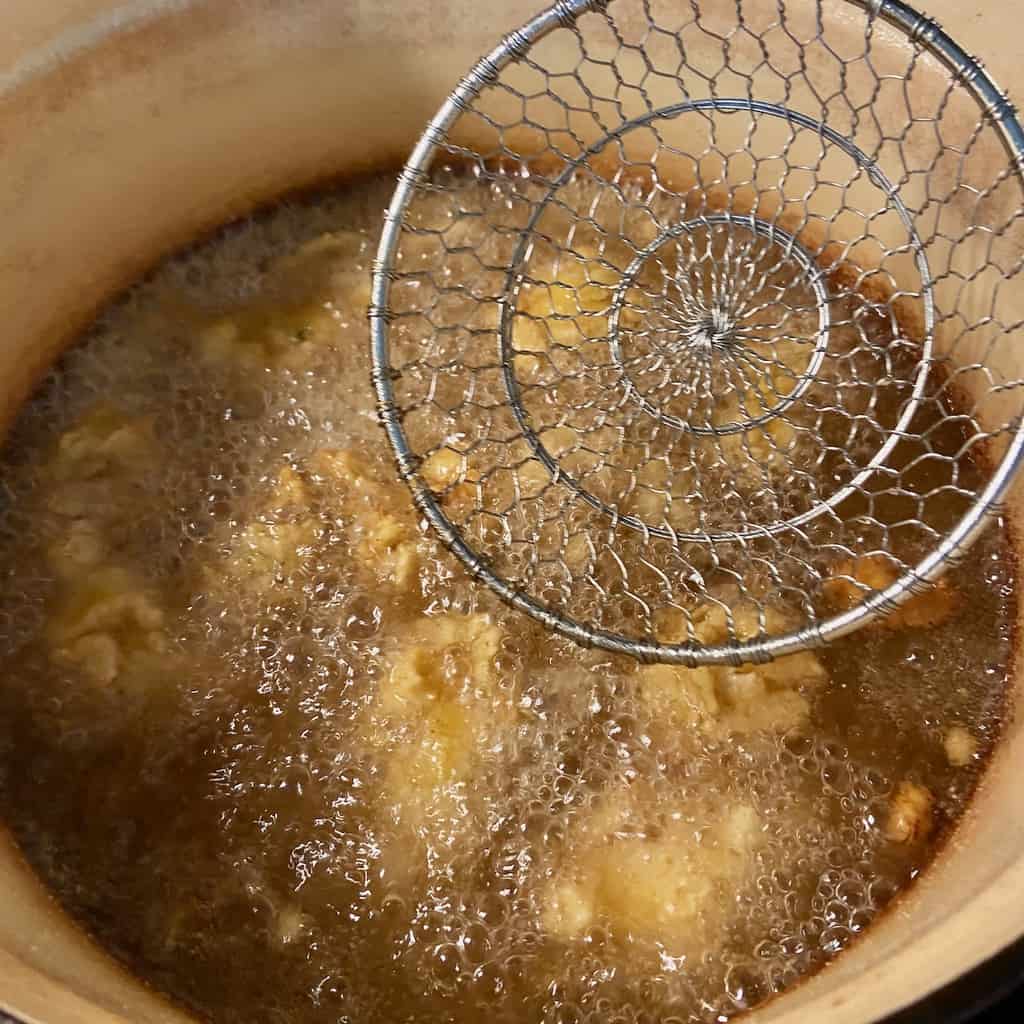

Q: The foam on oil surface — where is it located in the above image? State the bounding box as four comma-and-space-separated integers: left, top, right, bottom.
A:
0, 174, 1013, 1024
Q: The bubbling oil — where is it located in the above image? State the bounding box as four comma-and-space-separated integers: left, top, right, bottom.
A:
0, 173, 1013, 1024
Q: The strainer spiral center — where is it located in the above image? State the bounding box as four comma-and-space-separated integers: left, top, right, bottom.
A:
607, 213, 831, 436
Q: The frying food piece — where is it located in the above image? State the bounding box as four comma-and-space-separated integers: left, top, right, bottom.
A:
221, 518, 321, 587
44, 406, 157, 522
510, 241, 618, 386
542, 787, 764, 955
196, 304, 339, 371
822, 554, 958, 629
943, 726, 978, 767
196, 230, 369, 371
205, 466, 320, 596
48, 405, 156, 483
638, 601, 827, 738
204, 449, 427, 608
364, 613, 512, 885
46, 519, 105, 579
270, 230, 372, 316
421, 448, 464, 491
885, 781, 934, 844
42, 407, 169, 683
711, 386, 800, 476
308, 448, 422, 592
49, 567, 166, 684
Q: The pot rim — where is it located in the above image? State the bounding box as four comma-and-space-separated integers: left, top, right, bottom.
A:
1, 937, 1020, 1024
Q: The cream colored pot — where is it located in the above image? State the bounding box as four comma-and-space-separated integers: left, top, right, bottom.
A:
0, 2, 1022, 1022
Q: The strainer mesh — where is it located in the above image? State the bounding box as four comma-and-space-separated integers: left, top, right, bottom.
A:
370, 0, 1024, 664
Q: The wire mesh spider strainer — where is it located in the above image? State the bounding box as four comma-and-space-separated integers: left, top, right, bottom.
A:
369, 0, 1024, 665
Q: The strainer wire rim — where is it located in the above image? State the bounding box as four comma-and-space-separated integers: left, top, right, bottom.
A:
369, 0, 1024, 665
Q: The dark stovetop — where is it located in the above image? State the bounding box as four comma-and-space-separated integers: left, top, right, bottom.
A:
884, 934, 1024, 1024
976, 997, 1023, 1022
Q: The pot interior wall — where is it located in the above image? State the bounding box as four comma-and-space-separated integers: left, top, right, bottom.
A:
0, 2, 1023, 1023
